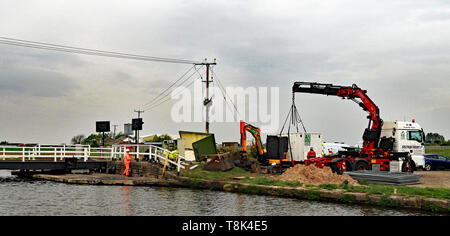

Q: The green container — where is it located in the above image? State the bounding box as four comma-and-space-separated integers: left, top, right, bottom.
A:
192, 134, 217, 162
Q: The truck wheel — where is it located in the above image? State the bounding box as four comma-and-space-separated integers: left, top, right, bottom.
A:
345, 161, 353, 172
401, 160, 415, 173
425, 163, 432, 171
354, 161, 370, 171
330, 162, 340, 174
331, 160, 353, 175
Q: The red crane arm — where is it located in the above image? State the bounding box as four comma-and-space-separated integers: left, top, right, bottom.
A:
292, 82, 383, 151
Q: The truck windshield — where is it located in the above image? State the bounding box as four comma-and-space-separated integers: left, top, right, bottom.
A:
407, 131, 423, 143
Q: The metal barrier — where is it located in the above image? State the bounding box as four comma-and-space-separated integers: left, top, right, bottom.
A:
0, 144, 185, 173
112, 144, 186, 172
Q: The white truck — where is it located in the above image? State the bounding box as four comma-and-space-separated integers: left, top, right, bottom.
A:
380, 120, 426, 169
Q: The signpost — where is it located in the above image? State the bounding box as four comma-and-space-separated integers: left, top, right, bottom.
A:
96, 121, 110, 147
132, 118, 143, 144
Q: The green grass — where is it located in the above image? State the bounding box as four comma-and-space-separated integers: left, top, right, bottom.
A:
182, 164, 302, 187
297, 189, 321, 200
425, 147, 450, 157
320, 183, 450, 200
239, 176, 302, 188
182, 164, 450, 200
181, 165, 250, 180
395, 186, 450, 199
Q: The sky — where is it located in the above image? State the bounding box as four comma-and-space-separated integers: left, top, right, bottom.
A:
0, 0, 449, 145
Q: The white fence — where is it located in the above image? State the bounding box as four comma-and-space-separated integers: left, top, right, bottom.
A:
0, 144, 185, 173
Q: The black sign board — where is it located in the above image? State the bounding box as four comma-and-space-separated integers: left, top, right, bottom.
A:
96, 121, 110, 132
132, 118, 143, 131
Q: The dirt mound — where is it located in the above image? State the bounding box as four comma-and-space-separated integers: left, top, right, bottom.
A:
277, 164, 358, 186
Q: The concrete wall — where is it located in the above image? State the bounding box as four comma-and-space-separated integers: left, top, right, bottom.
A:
107, 161, 177, 178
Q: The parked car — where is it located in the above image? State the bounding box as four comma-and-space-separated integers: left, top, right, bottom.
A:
423, 154, 450, 171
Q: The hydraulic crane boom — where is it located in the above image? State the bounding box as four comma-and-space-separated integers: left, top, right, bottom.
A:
292, 82, 383, 153
285, 82, 415, 173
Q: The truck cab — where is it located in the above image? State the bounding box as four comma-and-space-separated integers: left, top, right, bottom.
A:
380, 120, 425, 169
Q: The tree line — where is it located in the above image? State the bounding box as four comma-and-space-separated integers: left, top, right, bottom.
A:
71, 132, 124, 147
71, 133, 172, 147
425, 132, 449, 146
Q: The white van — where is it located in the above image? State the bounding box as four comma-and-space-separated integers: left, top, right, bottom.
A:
322, 142, 350, 156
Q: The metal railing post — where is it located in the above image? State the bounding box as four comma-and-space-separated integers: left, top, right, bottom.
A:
150, 146, 154, 161
84, 148, 88, 162
177, 153, 181, 173
137, 145, 140, 161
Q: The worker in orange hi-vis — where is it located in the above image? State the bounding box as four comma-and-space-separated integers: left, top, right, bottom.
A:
123, 148, 131, 176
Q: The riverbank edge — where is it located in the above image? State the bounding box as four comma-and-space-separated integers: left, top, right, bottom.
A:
27, 173, 450, 214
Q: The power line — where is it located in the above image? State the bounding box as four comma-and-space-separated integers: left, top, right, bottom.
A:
0, 37, 201, 64
0, 36, 217, 129
145, 72, 205, 112
140, 65, 195, 108
0, 40, 196, 64
212, 70, 242, 119
215, 79, 238, 118
140, 65, 203, 110
112, 124, 120, 137
118, 65, 203, 124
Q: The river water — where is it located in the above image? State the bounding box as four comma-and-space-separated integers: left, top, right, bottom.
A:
0, 170, 433, 216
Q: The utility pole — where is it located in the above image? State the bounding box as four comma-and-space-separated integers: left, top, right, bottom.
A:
195, 59, 216, 134
134, 110, 144, 144
112, 125, 119, 137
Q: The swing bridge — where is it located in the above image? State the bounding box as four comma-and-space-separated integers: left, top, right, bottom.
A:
0, 144, 185, 173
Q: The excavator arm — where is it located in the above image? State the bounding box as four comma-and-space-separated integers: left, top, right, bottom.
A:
240, 121, 266, 159
292, 82, 383, 152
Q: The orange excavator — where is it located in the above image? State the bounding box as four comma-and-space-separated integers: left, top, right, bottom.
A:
240, 121, 266, 159
240, 121, 289, 165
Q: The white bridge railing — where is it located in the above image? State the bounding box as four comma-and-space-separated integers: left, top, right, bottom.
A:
0, 144, 185, 173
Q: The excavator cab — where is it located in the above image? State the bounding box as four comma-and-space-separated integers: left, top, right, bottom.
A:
260, 135, 289, 165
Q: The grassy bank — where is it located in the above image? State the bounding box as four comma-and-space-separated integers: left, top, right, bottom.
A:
182, 165, 302, 187
426, 147, 450, 157
313, 183, 450, 200
182, 165, 450, 201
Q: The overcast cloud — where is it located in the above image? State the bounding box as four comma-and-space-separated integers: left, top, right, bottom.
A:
0, 0, 449, 145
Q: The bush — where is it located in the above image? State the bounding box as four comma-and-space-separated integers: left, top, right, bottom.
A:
151, 134, 172, 142
216, 146, 241, 159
